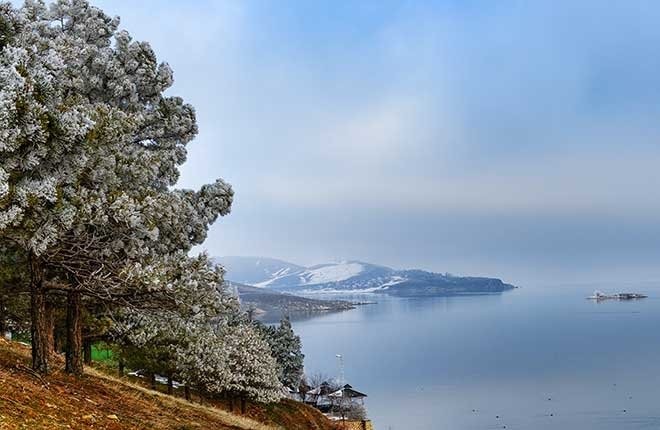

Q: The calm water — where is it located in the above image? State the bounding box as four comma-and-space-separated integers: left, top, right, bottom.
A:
291, 283, 660, 430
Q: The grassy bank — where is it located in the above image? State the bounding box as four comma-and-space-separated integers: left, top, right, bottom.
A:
0, 338, 337, 430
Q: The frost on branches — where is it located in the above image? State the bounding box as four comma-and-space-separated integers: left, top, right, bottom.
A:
175, 323, 283, 404
0, 0, 233, 259
0, 0, 288, 404
0, 0, 289, 405
116, 254, 283, 403
0, 0, 239, 379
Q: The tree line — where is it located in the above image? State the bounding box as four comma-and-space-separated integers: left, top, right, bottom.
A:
0, 0, 303, 407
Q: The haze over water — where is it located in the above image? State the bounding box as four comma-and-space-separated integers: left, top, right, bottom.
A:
292, 283, 660, 430
80, 3, 660, 428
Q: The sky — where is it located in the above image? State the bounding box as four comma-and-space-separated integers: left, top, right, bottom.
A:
84, 0, 660, 285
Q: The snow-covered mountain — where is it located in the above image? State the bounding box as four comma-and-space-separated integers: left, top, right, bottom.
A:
254, 261, 396, 291
215, 257, 515, 296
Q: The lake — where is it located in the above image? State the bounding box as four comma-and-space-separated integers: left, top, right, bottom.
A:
291, 283, 660, 430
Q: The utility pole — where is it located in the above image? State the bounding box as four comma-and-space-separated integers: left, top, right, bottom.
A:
336, 354, 344, 385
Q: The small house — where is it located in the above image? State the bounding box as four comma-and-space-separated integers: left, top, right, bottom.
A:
328, 384, 368, 405
305, 381, 335, 412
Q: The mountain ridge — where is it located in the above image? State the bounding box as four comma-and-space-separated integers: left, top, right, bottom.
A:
215, 256, 515, 296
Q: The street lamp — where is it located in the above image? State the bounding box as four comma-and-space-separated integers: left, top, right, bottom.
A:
336, 354, 344, 385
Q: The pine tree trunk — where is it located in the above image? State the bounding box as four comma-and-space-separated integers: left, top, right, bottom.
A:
45, 301, 55, 357
184, 386, 191, 401
167, 374, 173, 395
0, 296, 6, 335
54, 327, 61, 354
29, 255, 48, 374
83, 338, 92, 365
240, 397, 247, 414
150, 373, 156, 389
65, 289, 83, 376
118, 359, 125, 377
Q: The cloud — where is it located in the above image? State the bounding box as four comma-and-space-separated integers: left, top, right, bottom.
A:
320, 98, 420, 165
17, 0, 660, 284
250, 145, 660, 220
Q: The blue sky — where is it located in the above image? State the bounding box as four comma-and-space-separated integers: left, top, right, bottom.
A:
88, 0, 660, 285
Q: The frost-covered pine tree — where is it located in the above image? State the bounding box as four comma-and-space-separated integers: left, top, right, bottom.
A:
0, 0, 284, 407
114, 258, 284, 409
221, 322, 284, 405
171, 315, 283, 407
114, 253, 238, 392
0, 0, 233, 374
46, 178, 231, 375
257, 316, 305, 389
0, 1, 94, 373
174, 324, 231, 399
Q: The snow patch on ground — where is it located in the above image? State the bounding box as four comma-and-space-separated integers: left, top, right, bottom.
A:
127, 371, 183, 388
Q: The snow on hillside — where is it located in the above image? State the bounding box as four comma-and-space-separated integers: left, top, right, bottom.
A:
254, 273, 292, 288
254, 261, 389, 289
271, 267, 293, 277
299, 262, 365, 285
379, 276, 405, 287
253, 261, 372, 288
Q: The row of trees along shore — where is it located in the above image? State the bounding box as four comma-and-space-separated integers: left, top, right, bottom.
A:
0, 0, 304, 408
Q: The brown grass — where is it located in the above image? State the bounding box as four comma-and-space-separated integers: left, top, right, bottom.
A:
0, 338, 337, 430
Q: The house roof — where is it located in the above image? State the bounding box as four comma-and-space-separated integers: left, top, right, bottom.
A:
328, 384, 367, 399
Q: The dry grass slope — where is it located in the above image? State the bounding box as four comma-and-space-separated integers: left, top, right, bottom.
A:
0, 338, 337, 430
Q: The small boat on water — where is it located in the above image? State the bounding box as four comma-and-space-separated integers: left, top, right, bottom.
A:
587, 290, 648, 301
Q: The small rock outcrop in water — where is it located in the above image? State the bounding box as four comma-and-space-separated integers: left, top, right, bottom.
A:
587, 291, 648, 301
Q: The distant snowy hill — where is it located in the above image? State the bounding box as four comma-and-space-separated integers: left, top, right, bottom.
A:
215, 257, 515, 296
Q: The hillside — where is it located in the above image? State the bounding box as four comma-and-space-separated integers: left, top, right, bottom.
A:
230, 282, 354, 322
0, 338, 336, 430
217, 257, 305, 285
217, 257, 515, 296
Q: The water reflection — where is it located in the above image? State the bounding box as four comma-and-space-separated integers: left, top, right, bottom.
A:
292, 284, 660, 430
